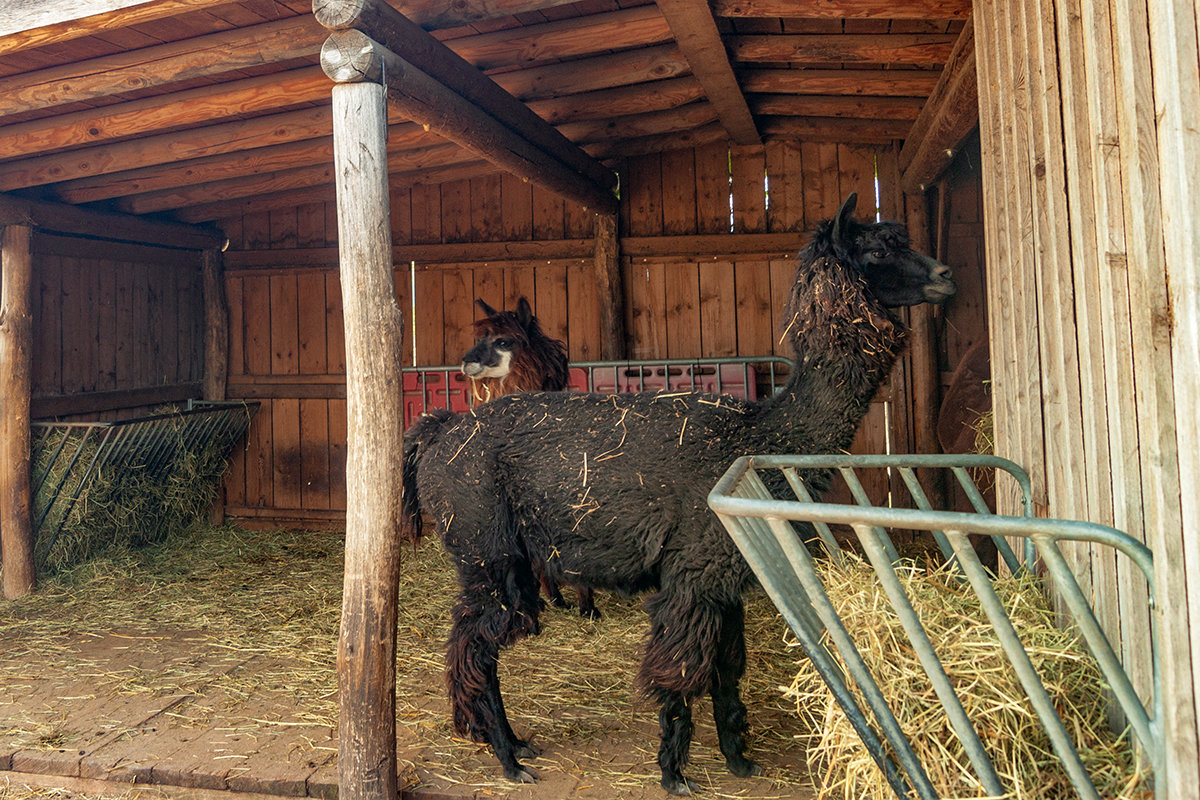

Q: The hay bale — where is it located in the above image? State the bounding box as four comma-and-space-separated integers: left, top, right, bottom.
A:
782, 555, 1151, 800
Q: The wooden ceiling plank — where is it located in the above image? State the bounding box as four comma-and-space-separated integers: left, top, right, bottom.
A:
315, 0, 617, 200
583, 122, 730, 160
526, 76, 705, 125
899, 11, 976, 192
750, 93, 927, 120
556, 102, 721, 144
395, 0, 586, 31
491, 44, 690, 101
116, 142, 477, 214
740, 68, 941, 97
655, 0, 760, 146
0, 67, 330, 162
174, 160, 500, 223
0, 15, 325, 117
48, 122, 447, 203
0, 107, 333, 192
759, 115, 911, 143
441, 5, 673, 70
711, 0, 970, 20
732, 33, 956, 65
0, 0, 236, 55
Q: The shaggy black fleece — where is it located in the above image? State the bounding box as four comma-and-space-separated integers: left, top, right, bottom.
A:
401, 192, 956, 795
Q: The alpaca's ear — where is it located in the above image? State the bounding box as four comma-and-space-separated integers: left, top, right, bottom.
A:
516, 296, 533, 327
476, 298, 499, 318
833, 192, 858, 243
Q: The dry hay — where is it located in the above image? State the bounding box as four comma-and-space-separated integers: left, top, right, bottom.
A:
0, 524, 814, 798
781, 554, 1151, 800
30, 407, 240, 575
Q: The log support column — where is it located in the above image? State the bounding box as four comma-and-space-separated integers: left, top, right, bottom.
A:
594, 212, 626, 359
903, 194, 947, 508
322, 32, 404, 800
202, 245, 230, 525
1, 224, 35, 599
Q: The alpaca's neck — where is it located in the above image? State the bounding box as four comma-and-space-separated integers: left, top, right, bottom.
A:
760, 257, 907, 454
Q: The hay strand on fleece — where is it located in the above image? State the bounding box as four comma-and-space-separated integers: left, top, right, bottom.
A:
782, 554, 1151, 800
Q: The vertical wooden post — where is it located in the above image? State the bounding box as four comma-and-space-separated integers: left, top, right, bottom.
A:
1, 224, 35, 599
202, 246, 230, 525
202, 247, 229, 403
594, 212, 626, 359
903, 193, 947, 508
323, 33, 403, 800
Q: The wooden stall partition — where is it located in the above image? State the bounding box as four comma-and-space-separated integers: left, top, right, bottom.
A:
218, 137, 960, 524
29, 233, 205, 421
975, 0, 1200, 791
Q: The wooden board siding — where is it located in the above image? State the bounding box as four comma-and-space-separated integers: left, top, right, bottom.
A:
219, 140, 964, 520
974, 0, 1200, 792
29, 233, 204, 421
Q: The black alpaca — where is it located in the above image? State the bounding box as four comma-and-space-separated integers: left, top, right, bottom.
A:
401, 193, 956, 795
459, 296, 599, 619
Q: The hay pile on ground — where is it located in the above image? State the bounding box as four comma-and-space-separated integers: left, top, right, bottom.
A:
0, 524, 813, 797
781, 554, 1151, 800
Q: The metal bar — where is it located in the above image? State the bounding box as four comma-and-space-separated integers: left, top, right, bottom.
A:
896, 466, 958, 564
1030, 534, 1157, 754
713, 495, 920, 799
780, 466, 844, 560
839, 467, 901, 563
851, 521, 1008, 796
941, 529, 1101, 800
39, 426, 116, 553
949, 466, 1026, 574
768, 514, 940, 799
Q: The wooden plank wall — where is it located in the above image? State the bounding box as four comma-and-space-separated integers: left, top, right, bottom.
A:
217, 139, 943, 524
974, 0, 1200, 792
29, 232, 204, 421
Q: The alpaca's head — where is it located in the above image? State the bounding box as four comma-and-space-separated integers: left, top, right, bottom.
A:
460, 297, 568, 393
811, 192, 957, 307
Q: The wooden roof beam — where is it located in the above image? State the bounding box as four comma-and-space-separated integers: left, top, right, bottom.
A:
316, 0, 616, 210
655, 0, 760, 146
711, 0, 970, 19
0, 192, 223, 249
0, 15, 326, 117
492, 44, 690, 102
899, 12, 977, 193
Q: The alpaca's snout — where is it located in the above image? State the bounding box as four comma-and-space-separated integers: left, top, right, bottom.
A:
923, 261, 957, 303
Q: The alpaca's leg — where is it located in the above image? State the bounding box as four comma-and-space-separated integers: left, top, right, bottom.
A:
445, 590, 539, 783
533, 560, 568, 608
711, 600, 763, 778
640, 589, 723, 795
657, 691, 699, 796
575, 586, 601, 619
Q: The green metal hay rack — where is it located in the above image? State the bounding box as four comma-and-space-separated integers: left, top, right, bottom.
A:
707, 453, 1163, 800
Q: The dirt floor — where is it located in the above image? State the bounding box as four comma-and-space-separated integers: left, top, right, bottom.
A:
0, 526, 819, 800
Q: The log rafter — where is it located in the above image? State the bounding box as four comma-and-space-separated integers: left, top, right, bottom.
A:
654, 0, 760, 146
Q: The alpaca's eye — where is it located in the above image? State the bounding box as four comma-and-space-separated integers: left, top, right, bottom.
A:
495, 338, 512, 349
871, 250, 888, 259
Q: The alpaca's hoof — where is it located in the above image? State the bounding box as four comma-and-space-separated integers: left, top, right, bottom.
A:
504, 765, 538, 784
514, 740, 540, 758
727, 757, 763, 778
579, 605, 602, 620
661, 776, 700, 795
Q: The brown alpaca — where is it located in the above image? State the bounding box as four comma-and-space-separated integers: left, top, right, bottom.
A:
460, 297, 598, 619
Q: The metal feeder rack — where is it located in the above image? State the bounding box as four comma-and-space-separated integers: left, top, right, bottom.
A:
708, 453, 1163, 800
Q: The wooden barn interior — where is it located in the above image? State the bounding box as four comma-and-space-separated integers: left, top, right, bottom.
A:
0, 0, 1197, 798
